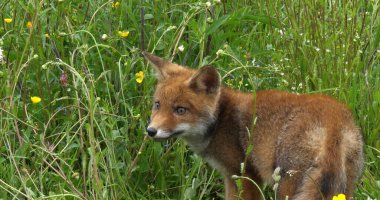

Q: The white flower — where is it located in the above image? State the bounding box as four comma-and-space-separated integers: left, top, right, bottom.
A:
315, 47, 320, 52
272, 167, 281, 182
251, 58, 256, 65
216, 49, 225, 56
178, 45, 185, 52
240, 162, 245, 173
326, 49, 331, 53
286, 170, 297, 177
273, 183, 279, 191
213, 0, 221, 4
205, 2, 211, 7
0, 47, 3, 62
101, 34, 108, 40
166, 26, 177, 31
231, 175, 239, 180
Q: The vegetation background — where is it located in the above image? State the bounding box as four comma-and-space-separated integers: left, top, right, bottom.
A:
0, 0, 379, 199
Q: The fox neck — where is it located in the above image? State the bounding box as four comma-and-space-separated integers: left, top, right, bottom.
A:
182, 87, 251, 157
180, 90, 221, 154
181, 120, 217, 154
185, 87, 254, 176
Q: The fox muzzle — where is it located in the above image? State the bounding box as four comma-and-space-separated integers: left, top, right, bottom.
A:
146, 127, 157, 137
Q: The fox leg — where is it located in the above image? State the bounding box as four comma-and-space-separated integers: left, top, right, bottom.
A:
241, 177, 263, 200
344, 184, 355, 200
224, 174, 263, 200
343, 162, 360, 200
225, 177, 238, 200
291, 167, 340, 200
276, 174, 301, 200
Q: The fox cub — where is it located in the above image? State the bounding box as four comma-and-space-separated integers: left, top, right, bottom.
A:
143, 52, 364, 200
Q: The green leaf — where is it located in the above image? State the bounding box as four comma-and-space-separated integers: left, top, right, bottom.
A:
206, 14, 230, 35
184, 187, 196, 199
144, 14, 154, 20
373, 24, 380, 49
374, 91, 380, 103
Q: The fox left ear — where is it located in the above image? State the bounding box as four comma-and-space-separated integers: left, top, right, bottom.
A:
188, 66, 221, 94
142, 51, 170, 81
142, 51, 185, 81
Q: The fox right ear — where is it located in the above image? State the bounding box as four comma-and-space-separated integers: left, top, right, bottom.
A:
188, 66, 221, 95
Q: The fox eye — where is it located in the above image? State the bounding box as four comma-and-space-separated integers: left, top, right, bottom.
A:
154, 101, 160, 110
175, 107, 187, 115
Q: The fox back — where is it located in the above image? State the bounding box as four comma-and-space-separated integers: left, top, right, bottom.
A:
143, 52, 364, 200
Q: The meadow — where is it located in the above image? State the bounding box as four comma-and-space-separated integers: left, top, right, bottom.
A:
0, 0, 379, 199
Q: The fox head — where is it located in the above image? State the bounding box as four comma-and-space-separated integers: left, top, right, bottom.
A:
143, 52, 221, 149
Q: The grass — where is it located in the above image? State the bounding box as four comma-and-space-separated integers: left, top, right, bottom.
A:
0, 0, 379, 199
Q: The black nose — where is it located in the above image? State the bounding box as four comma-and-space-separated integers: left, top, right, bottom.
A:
146, 127, 157, 137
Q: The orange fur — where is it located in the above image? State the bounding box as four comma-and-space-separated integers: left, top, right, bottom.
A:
143, 52, 364, 200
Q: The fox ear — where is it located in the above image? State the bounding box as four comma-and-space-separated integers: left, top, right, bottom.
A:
142, 51, 177, 81
142, 51, 168, 80
188, 66, 221, 94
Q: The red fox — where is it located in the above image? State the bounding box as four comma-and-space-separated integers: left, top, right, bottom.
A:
143, 51, 364, 200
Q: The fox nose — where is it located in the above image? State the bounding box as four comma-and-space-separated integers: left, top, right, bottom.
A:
146, 127, 157, 137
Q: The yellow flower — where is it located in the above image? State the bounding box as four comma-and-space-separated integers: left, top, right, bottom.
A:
332, 194, 346, 200
45, 33, 50, 38
27, 21, 32, 28
112, 1, 120, 8
118, 31, 129, 38
135, 71, 144, 84
31, 96, 42, 104
4, 18, 12, 23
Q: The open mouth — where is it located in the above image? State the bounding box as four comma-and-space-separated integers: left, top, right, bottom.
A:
150, 130, 185, 141
170, 130, 185, 138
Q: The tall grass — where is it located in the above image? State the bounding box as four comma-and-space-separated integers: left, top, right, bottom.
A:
0, 0, 379, 199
